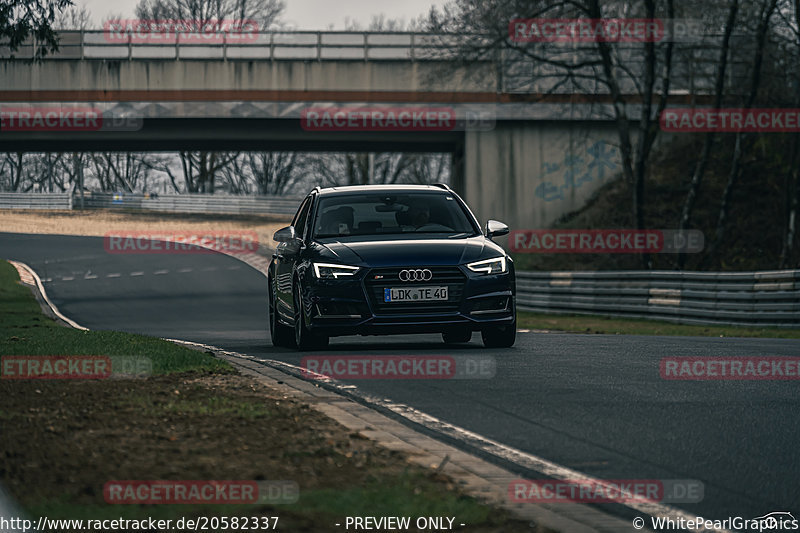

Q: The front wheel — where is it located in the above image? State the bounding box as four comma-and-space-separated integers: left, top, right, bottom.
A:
481, 316, 516, 348
294, 283, 329, 351
269, 275, 295, 348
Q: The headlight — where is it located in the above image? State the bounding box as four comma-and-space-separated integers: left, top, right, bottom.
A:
466, 256, 507, 275
313, 262, 360, 279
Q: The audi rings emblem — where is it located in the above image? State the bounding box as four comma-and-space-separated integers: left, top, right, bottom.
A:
399, 269, 433, 282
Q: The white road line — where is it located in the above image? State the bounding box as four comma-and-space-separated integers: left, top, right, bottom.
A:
106, 273, 121, 278
7, 261, 88, 331
262, 358, 731, 533
178, 268, 192, 273
154, 270, 168, 275
61, 276, 74, 281
130, 271, 144, 277
84, 273, 98, 280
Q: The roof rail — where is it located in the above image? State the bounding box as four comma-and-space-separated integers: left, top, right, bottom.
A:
431, 183, 452, 191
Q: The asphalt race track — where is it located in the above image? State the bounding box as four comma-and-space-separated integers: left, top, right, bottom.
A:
3, 232, 799, 526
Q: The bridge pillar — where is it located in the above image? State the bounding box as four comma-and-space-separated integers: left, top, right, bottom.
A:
463, 121, 625, 237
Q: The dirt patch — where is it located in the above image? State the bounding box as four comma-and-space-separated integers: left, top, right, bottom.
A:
0, 372, 404, 502
0, 372, 542, 532
0, 210, 291, 258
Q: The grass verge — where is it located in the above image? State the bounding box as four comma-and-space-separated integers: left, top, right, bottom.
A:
0, 260, 544, 532
518, 311, 800, 338
0, 260, 229, 374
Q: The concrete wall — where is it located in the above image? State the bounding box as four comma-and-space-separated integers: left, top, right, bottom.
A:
463, 121, 626, 232
0, 60, 495, 93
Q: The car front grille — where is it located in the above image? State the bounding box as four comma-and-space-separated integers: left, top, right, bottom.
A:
364, 266, 466, 314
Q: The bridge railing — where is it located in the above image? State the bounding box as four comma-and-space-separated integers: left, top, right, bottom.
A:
0, 30, 749, 96
0, 31, 468, 61
516, 270, 800, 328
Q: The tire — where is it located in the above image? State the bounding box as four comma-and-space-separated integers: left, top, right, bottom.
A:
294, 283, 329, 351
481, 316, 516, 348
442, 328, 472, 344
269, 274, 295, 348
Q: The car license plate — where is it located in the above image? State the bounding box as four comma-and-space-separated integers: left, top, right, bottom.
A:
384, 286, 448, 302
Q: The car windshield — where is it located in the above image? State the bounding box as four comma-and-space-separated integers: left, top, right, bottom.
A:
312, 192, 477, 238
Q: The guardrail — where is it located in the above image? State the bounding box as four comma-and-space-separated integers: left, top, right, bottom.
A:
78, 192, 299, 216
516, 270, 800, 328
0, 191, 72, 209
0, 190, 298, 215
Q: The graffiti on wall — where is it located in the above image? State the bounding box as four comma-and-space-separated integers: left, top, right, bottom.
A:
534, 140, 621, 202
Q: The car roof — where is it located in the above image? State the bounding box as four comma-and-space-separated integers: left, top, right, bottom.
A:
314, 184, 450, 197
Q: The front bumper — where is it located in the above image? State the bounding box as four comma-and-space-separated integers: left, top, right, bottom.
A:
302, 265, 515, 337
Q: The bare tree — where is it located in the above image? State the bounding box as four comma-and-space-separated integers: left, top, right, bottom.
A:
224, 152, 303, 195
778, 0, 800, 266
0, 153, 25, 191
703, 0, 779, 265
420, 0, 680, 268
305, 152, 450, 189
25, 153, 65, 192
676, 0, 740, 268
52, 4, 92, 29
89, 152, 157, 192
1, 0, 73, 58
134, 0, 284, 29
177, 151, 239, 193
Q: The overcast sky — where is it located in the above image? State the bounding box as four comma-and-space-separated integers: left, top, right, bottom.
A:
76, 0, 447, 29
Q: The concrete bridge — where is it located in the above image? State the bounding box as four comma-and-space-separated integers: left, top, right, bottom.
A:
0, 31, 718, 230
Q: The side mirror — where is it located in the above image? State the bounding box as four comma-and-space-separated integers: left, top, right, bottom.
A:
273, 226, 297, 243
486, 220, 509, 238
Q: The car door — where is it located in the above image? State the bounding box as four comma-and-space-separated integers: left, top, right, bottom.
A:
275, 195, 312, 321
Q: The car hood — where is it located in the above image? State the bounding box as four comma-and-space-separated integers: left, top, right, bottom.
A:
313, 235, 497, 267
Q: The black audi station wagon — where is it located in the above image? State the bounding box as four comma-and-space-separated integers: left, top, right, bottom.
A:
268, 184, 516, 350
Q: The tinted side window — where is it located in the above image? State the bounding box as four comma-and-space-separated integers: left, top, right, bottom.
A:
292, 196, 313, 240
